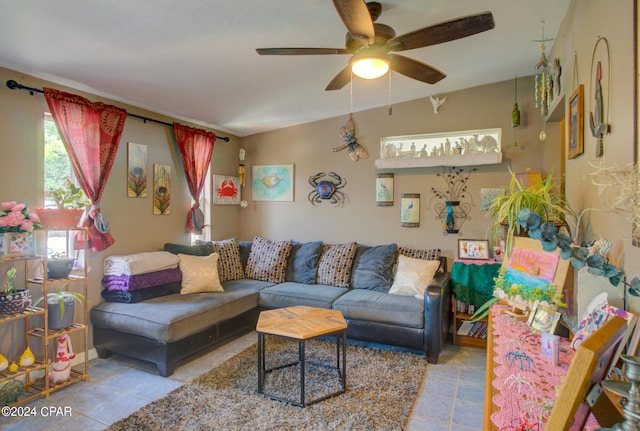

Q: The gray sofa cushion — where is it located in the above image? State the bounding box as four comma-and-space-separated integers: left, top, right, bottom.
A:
258, 282, 348, 309
238, 240, 252, 268
164, 242, 213, 256
91, 279, 274, 343
350, 243, 398, 291
332, 289, 424, 328
285, 241, 323, 284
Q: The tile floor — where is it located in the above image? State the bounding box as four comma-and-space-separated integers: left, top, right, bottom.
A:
1, 333, 486, 431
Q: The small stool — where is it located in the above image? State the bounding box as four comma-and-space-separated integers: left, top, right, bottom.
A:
256, 306, 347, 407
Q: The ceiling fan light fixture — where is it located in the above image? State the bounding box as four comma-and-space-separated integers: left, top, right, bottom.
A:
351, 55, 389, 79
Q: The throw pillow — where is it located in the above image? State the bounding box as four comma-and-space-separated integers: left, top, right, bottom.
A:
197, 238, 244, 282
285, 241, 324, 284
164, 242, 214, 256
178, 253, 224, 294
245, 236, 292, 283
351, 243, 398, 291
317, 242, 357, 287
393, 247, 441, 278
389, 255, 440, 299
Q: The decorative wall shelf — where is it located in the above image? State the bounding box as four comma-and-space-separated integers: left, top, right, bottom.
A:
376, 128, 503, 169
375, 152, 502, 169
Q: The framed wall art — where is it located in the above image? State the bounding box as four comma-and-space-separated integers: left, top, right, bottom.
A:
213, 175, 241, 205
400, 193, 420, 227
568, 84, 584, 159
376, 173, 394, 206
153, 164, 171, 215
527, 302, 562, 334
252, 164, 294, 202
127, 142, 147, 197
458, 239, 490, 260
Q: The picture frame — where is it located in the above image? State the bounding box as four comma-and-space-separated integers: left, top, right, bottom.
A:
127, 142, 147, 198
457, 239, 490, 260
212, 175, 241, 205
376, 173, 394, 206
527, 302, 562, 334
153, 164, 171, 215
252, 164, 294, 202
400, 194, 420, 227
568, 84, 584, 159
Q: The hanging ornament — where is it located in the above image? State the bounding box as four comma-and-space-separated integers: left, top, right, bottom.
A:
534, 20, 553, 118
511, 76, 521, 128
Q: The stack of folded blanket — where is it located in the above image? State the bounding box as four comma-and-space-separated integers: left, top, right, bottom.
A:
101, 251, 182, 303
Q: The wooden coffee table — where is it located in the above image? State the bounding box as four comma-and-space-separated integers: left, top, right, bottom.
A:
256, 305, 347, 407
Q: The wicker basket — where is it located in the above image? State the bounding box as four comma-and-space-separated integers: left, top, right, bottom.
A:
0, 290, 32, 314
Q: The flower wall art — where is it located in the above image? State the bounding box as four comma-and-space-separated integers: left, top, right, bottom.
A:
127, 142, 147, 197
153, 164, 171, 215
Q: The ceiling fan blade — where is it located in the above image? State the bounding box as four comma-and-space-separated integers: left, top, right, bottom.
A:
325, 66, 353, 91
332, 0, 375, 46
389, 54, 446, 84
256, 48, 350, 55
389, 11, 495, 52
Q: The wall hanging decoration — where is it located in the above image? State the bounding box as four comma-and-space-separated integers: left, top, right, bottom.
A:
153, 164, 171, 215
511, 77, 521, 128
308, 172, 346, 206
429, 95, 447, 114
252, 164, 294, 202
480, 188, 504, 211
377, 128, 502, 169
127, 142, 147, 198
568, 84, 585, 159
589, 36, 611, 158
430, 167, 476, 235
376, 173, 394, 206
534, 20, 553, 118
400, 194, 420, 227
333, 114, 368, 162
213, 175, 241, 205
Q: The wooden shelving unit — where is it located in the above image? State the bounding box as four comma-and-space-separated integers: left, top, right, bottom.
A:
452, 297, 487, 349
0, 228, 88, 407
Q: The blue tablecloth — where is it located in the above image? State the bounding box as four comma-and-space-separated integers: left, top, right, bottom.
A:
450, 260, 501, 308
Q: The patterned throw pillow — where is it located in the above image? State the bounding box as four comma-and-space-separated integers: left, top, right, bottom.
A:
393, 247, 441, 278
245, 236, 292, 283
196, 238, 244, 282
317, 242, 357, 287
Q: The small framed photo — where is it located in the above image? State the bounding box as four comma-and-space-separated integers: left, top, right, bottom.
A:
376, 173, 394, 206
457, 239, 489, 260
400, 193, 420, 227
527, 302, 562, 334
568, 84, 584, 159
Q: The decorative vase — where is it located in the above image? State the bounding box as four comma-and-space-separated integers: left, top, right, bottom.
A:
48, 299, 74, 330
35, 208, 84, 228
2, 232, 33, 257
444, 201, 460, 234
0, 290, 31, 315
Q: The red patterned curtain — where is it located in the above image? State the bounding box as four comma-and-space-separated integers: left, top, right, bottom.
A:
44, 88, 127, 252
173, 123, 215, 234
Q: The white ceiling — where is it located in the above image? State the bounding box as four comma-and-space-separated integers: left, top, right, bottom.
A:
0, 0, 570, 137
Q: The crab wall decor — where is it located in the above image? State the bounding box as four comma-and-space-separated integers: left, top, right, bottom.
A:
333, 115, 368, 162
308, 172, 346, 206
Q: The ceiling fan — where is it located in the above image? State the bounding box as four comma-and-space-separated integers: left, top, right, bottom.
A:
256, 1, 495, 91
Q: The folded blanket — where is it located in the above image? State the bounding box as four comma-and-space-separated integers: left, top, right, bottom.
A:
103, 267, 182, 291
100, 282, 182, 303
103, 251, 180, 276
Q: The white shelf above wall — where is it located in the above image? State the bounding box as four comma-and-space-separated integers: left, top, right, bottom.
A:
375, 152, 503, 169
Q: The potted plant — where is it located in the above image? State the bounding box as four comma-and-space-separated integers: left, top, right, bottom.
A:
488, 169, 577, 255
35, 283, 84, 330
0, 267, 31, 314
36, 179, 90, 228
45, 250, 75, 280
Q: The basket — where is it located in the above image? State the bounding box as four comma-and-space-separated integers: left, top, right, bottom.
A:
0, 290, 32, 314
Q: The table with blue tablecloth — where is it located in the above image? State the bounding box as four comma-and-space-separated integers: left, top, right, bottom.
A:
450, 258, 501, 308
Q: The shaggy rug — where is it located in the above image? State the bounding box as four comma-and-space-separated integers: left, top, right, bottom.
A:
108, 337, 428, 431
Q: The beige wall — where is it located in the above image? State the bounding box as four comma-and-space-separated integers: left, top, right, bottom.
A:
241, 76, 550, 263
0, 67, 242, 353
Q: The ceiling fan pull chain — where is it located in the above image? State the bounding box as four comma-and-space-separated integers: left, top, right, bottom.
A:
388, 71, 393, 116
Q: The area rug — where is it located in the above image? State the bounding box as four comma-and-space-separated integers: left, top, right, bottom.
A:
108, 337, 428, 431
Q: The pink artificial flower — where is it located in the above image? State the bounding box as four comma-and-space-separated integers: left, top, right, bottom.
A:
28, 211, 40, 222
0, 218, 7, 227
1, 201, 16, 210
5, 211, 24, 226
20, 220, 33, 232
11, 203, 25, 212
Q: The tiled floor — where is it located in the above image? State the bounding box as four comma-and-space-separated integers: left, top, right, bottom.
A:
1, 333, 486, 431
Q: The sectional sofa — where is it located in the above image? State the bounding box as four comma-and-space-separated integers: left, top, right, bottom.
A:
90, 237, 451, 376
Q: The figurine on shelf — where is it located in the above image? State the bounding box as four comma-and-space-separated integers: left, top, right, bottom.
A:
0, 353, 7, 372
19, 346, 34, 367
49, 334, 74, 384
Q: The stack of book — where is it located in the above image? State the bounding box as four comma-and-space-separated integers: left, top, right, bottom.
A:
457, 320, 488, 338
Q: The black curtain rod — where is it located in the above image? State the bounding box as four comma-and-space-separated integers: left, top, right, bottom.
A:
6, 79, 230, 142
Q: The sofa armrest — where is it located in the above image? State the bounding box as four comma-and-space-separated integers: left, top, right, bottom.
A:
424, 271, 452, 364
